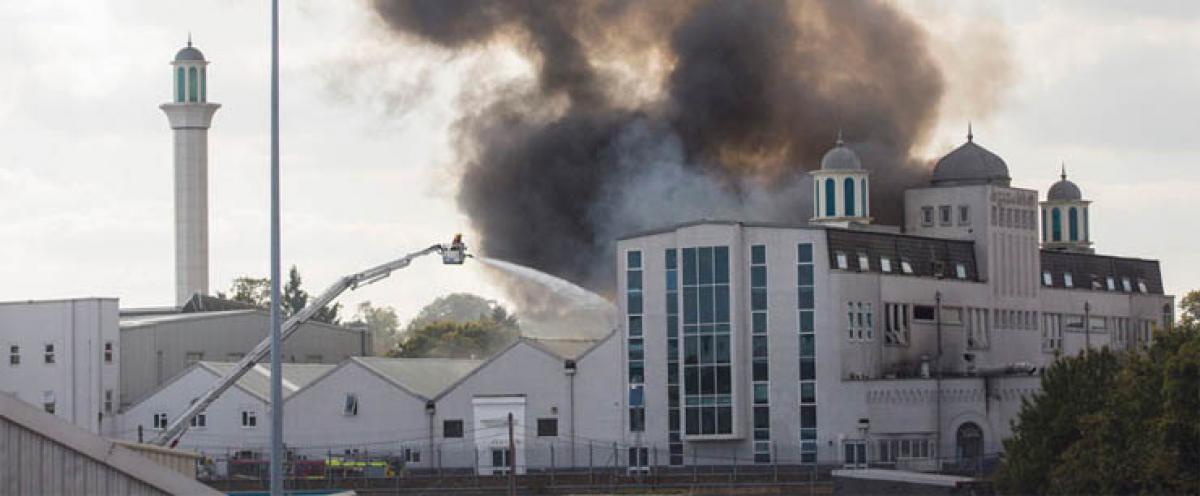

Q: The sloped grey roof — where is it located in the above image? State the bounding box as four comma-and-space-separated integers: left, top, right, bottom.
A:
820, 142, 863, 171
119, 309, 255, 327
931, 139, 1011, 187
200, 362, 335, 401
0, 393, 220, 495
354, 357, 483, 400
523, 337, 601, 361
1047, 177, 1082, 201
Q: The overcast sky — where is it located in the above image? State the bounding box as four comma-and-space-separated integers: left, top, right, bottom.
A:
1, 1, 1196, 324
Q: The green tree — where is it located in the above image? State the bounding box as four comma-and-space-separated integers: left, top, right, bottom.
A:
1180, 289, 1200, 327
345, 301, 400, 355
225, 277, 270, 307
391, 293, 519, 359
995, 319, 1200, 494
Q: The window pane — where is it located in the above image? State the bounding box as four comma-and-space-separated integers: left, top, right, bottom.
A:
699, 287, 714, 323
800, 357, 815, 380
628, 316, 642, 336
798, 264, 814, 286
799, 311, 814, 332
753, 360, 769, 381
753, 312, 767, 334
751, 245, 766, 265
683, 287, 698, 324
751, 266, 767, 288
715, 337, 730, 363
717, 406, 732, 434
799, 334, 815, 357
800, 382, 815, 403
716, 367, 731, 394
627, 251, 642, 269
714, 247, 729, 284
754, 383, 769, 404
798, 244, 813, 263
798, 288, 814, 309
715, 286, 730, 322
698, 247, 713, 284
751, 288, 767, 311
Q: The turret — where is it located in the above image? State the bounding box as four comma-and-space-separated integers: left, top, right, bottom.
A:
810, 132, 871, 227
1040, 164, 1093, 253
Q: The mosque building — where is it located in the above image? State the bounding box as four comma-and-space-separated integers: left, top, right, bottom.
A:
616, 128, 1173, 468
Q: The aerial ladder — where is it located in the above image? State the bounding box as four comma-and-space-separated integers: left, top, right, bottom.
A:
153, 235, 468, 447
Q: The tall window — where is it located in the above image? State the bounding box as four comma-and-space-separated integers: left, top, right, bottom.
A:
176, 67, 185, 103
8, 345, 18, 366
153, 412, 168, 430
825, 179, 836, 217
1083, 208, 1089, 241
846, 302, 873, 342
797, 243, 817, 463
1068, 207, 1079, 241
664, 249, 683, 464
188, 67, 198, 102
861, 178, 868, 216
884, 304, 910, 346
104, 342, 114, 364
200, 67, 206, 102
1051, 208, 1062, 241
626, 250, 645, 432
844, 178, 856, 217
750, 245, 770, 462
682, 246, 732, 436
241, 410, 257, 428
43, 343, 55, 364
1041, 209, 1047, 241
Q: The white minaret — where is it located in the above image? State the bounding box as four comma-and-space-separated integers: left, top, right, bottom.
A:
810, 131, 871, 227
161, 36, 220, 306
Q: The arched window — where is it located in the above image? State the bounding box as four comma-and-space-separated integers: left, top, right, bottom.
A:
825, 179, 835, 217
1068, 207, 1079, 241
1041, 209, 1047, 242
200, 67, 206, 102
956, 422, 984, 461
188, 67, 198, 102
1051, 208, 1062, 241
176, 67, 185, 103
860, 178, 867, 216
844, 178, 856, 217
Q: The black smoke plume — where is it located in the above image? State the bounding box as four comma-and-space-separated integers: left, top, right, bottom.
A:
371, 0, 947, 293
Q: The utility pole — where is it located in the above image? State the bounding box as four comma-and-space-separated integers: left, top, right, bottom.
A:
268, 0, 283, 494
1084, 301, 1091, 353
934, 290, 943, 469
508, 412, 516, 496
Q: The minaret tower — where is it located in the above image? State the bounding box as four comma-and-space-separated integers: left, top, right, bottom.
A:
1040, 164, 1093, 253
161, 36, 220, 306
810, 131, 871, 227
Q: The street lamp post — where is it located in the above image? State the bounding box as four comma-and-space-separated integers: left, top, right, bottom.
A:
268, 0, 284, 494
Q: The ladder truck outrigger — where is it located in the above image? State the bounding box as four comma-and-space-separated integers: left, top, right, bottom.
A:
153, 235, 469, 447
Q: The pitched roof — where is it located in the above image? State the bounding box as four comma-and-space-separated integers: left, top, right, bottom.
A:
0, 393, 220, 495
353, 357, 483, 400
522, 336, 603, 361
199, 362, 336, 402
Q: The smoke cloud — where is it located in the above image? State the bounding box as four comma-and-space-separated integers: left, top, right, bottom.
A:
370, 0, 956, 292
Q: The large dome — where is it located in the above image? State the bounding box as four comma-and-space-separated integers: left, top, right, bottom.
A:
820, 135, 862, 171
931, 133, 1010, 187
1047, 168, 1082, 201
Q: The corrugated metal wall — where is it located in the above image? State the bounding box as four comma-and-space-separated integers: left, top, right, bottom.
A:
0, 416, 167, 496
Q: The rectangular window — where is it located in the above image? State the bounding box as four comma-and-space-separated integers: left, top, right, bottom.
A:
8, 345, 18, 366
1121, 277, 1132, 292
939, 205, 952, 226
682, 246, 732, 436
900, 260, 914, 274
153, 412, 168, 430
857, 253, 870, 271
43, 391, 56, 415
665, 249, 682, 464
958, 205, 970, 225
921, 206, 934, 226
1106, 276, 1116, 291
104, 389, 113, 414
884, 303, 910, 346
750, 245, 771, 448
1042, 271, 1052, 286
537, 418, 559, 437
1063, 272, 1074, 288
626, 249, 645, 433
1137, 279, 1149, 293
955, 263, 967, 279
913, 305, 936, 321
443, 419, 464, 438
43, 344, 55, 364
835, 251, 848, 269
491, 448, 511, 471
344, 393, 359, 416
103, 342, 114, 364
190, 412, 207, 428
241, 410, 257, 428
880, 258, 892, 273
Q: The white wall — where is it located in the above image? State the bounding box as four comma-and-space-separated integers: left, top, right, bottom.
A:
118, 366, 268, 454
0, 298, 120, 434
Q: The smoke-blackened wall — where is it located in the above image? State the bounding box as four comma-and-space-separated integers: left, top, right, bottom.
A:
371, 0, 948, 292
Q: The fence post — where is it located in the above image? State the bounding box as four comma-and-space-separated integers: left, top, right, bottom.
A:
772, 443, 779, 482
550, 443, 556, 487
588, 442, 594, 484
473, 446, 479, 487
612, 442, 619, 481
652, 445, 658, 484
438, 444, 443, 477
692, 446, 698, 482
731, 448, 737, 483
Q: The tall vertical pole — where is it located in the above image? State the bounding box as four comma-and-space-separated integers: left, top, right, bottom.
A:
934, 291, 943, 470
268, 0, 284, 494
507, 412, 516, 496
1084, 301, 1091, 353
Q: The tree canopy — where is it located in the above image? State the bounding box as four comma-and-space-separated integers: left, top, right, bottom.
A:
995, 300, 1200, 494
344, 301, 400, 355
391, 293, 519, 359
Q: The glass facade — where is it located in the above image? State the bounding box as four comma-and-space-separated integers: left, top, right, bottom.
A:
626, 250, 645, 432
797, 243, 817, 463
750, 245, 771, 462
665, 249, 683, 464
682, 246, 732, 436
